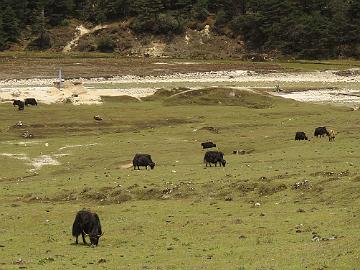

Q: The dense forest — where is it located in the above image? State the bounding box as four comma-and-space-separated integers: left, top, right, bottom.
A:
0, 0, 359, 58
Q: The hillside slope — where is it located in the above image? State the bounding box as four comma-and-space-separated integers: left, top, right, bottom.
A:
11, 20, 248, 60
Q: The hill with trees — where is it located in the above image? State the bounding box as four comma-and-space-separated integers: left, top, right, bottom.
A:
0, 0, 359, 59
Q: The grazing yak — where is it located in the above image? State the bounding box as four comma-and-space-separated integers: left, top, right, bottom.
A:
133, 154, 155, 170
328, 129, 336, 141
204, 151, 226, 167
13, 100, 24, 111
72, 210, 103, 247
314, 126, 329, 137
24, 98, 37, 106
201, 141, 217, 149
295, 131, 308, 141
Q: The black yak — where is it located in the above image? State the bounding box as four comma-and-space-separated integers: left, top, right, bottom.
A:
133, 154, 155, 170
13, 100, 24, 111
314, 127, 329, 137
295, 131, 308, 141
201, 141, 217, 149
24, 98, 37, 106
72, 210, 103, 247
204, 151, 226, 167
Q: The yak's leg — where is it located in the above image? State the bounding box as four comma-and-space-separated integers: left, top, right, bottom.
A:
81, 232, 87, 244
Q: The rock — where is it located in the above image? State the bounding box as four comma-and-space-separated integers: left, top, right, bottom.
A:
22, 131, 34, 139
98, 259, 107, 264
293, 180, 311, 190
233, 149, 254, 155
312, 232, 321, 241
94, 115, 103, 121
233, 150, 246, 155
14, 258, 25, 265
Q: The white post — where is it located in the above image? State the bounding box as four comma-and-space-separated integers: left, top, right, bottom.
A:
58, 68, 62, 90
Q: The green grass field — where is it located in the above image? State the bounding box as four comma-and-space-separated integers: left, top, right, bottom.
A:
1, 89, 360, 269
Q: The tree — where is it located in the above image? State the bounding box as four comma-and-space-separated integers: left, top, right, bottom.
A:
344, 0, 360, 56
192, 0, 209, 20
46, 0, 74, 26
104, 0, 131, 20
130, 0, 166, 33
2, 6, 20, 43
230, 13, 266, 50
10, 0, 28, 26
0, 14, 7, 50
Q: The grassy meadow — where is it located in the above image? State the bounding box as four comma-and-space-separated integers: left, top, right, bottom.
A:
1, 88, 360, 270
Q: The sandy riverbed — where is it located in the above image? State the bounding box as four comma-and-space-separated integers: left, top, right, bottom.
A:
0, 69, 359, 105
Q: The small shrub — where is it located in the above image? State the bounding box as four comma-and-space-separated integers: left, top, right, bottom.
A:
131, 17, 156, 33
77, 39, 96, 52
156, 13, 183, 35
215, 9, 227, 26
118, 38, 133, 51
26, 31, 52, 51
96, 37, 116, 53
60, 19, 70, 27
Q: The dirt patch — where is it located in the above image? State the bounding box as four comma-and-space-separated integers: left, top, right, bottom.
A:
0, 81, 156, 105
0, 152, 61, 171
30, 155, 60, 170
198, 126, 220, 133
272, 89, 360, 105
120, 163, 133, 169
1, 140, 44, 146
58, 143, 99, 151
0, 153, 29, 160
